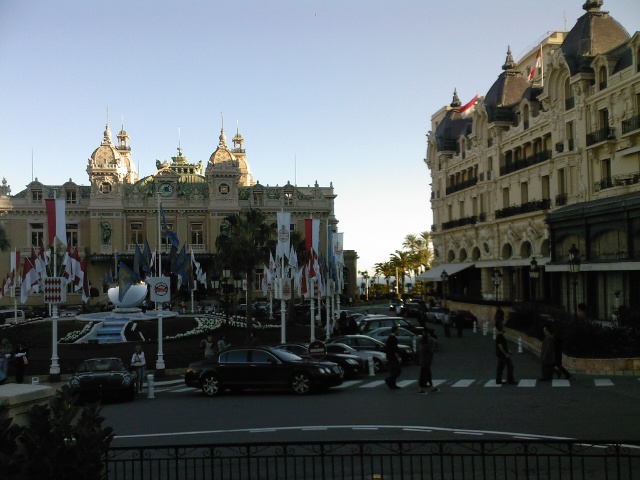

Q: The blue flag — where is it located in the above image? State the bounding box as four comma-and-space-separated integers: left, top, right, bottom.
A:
160, 203, 180, 249
118, 261, 141, 302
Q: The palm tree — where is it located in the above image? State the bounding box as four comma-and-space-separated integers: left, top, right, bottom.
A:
0, 225, 9, 252
215, 209, 275, 332
389, 251, 411, 297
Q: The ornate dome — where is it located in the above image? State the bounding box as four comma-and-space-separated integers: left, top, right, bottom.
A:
561, 0, 630, 75
89, 124, 122, 165
207, 126, 239, 168
483, 47, 529, 123
434, 89, 473, 152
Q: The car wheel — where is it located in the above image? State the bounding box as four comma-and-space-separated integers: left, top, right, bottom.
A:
291, 372, 312, 395
372, 358, 384, 373
201, 374, 222, 397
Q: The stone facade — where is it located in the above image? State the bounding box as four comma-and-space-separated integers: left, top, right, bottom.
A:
425, 1, 640, 321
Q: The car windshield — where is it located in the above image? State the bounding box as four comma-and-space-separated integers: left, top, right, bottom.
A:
78, 359, 125, 373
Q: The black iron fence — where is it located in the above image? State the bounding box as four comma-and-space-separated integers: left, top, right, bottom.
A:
104, 439, 640, 480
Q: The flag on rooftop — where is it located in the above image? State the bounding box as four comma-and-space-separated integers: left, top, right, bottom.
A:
45, 198, 67, 246
459, 94, 478, 118
528, 46, 542, 82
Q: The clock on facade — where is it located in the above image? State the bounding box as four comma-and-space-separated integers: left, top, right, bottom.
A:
218, 183, 229, 195
159, 182, 174, 197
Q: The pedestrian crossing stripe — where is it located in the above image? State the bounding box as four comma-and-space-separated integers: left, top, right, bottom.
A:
159, 377, 634, 393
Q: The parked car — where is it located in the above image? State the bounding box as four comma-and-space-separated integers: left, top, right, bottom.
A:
366, 326, 419, 350
389, 298, 403, 312
399, 302, 427, 318
275, 343, 366, 378
67, 357, 136, 402
425, 307, 450, 324
185, 346, 343, 396
327, 335, 414, 364
325, 342, 389, 373
449, 310, 478, 329
359, 316, 423, 335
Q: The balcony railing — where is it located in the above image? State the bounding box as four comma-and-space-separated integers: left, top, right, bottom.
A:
500, 150, 551, 175
565, 97, 575, 110
586, 126, 614, 146
446, 176, 478, 195
442, 216, 477, 231
622, 114, 640, 134
495, 199, 551, 219
555, 193, 568, 206
594, 171, 640, 192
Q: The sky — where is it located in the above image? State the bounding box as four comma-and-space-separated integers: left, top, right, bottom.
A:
1, 0, 639, 276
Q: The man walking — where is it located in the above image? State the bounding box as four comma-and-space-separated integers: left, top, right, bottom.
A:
385, 325, 402, 389
495, 323, 517, 385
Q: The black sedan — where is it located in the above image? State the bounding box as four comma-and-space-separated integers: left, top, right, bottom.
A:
327, 335, 415, 364
275, 342, 367, 378
185, 346, 343, 396
67, 357, 136, 402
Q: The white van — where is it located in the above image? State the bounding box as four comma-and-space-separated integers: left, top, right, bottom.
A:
0, 309, 25, 325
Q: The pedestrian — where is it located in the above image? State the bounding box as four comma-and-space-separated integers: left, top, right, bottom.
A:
130, 344, 146, 393
539, 325, 556, 381
553, 320, 572, 379
454, 312, 464, 338
495, 324, 516, 385
384, 325, 402, 389
13, 342, 28, 384
218, 335, 230, 352
0, 338, 13, 384
417, 329, 439, 394
201, 335, 216, 359
494, 307, 505, 329
443, 311, 451, 338
248, 331, 259, 346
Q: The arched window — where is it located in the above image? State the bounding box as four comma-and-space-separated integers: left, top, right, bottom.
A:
523, 104, 530, 130
598, 66, 607, 90
564, 78, 574, 110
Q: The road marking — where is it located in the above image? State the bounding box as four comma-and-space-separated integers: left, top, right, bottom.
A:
336, 380, 362, 389
451, 379, 474, 387
170, 387, 198, 393
361, 380, 385, 388
552, 379, 570, 387
484, 380, 502, 387
594, 379, 614, 387
519, 379, 536, 387
397, 380, 416, 387
433, 379, 446, 387
453, 431, 484, 436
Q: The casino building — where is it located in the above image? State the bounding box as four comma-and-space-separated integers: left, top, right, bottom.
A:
0, 121, 357, 307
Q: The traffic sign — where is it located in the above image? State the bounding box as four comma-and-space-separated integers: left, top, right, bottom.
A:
308, 340, 326, 360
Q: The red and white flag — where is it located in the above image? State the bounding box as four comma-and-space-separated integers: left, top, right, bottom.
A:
62, 244, 73, 284
21, 252, 40, 304
71, 247, 83, 291
35, 242, 48, 279
10, 250, 20, 273
459, 94, 478, 118
80, 258, 90, 303
45, 198, 67, 246
528, 47, 542, 82
304, 218, 320, 255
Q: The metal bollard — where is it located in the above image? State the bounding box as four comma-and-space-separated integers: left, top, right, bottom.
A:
483, 321, 488, 336
492, 326, 497, 340
147, 374, 155, 399
518, 336, 523, 353
473, 321, 477, 334
367, 354, 375, 376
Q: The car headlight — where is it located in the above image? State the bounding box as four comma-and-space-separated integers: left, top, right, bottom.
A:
68, 377, 79, 388
122, 375, 134, 386
346, 359, 358, 365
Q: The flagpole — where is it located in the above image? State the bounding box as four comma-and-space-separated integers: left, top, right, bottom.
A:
280, 252, 286, 343
156, 190, 165, 372
50, 190, 60, 382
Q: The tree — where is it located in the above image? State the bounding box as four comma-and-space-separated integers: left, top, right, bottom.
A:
390, 250, 412, 297
215, 209, 275, 332
0, 224, 10, 252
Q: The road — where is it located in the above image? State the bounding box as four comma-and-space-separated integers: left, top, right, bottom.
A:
101, 305, 640, 447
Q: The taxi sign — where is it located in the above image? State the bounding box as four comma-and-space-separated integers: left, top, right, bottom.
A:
308, 340, 326, 360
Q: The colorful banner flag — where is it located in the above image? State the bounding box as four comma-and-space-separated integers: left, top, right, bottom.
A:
304, 218, 320, 255
276, 211, 291, 260
45, 198, 67, 246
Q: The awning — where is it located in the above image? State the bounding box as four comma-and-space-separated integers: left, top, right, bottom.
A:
417, 263, 474, 281
545, 261, 640, 272
474, 257, 550, 268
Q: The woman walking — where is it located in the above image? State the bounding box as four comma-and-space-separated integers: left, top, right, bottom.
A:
130, 345, 146, 393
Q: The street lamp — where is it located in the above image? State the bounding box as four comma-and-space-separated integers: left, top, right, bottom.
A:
492, 268, 503, 303
529, 257, 539, 303
211, 269, 235, 335
440, 270, 449, 308
568, 244, 581, 319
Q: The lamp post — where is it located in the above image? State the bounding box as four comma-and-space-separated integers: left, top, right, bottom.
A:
440, 270, 449, 308
213, 269, 234, 336
568, 244, 581, 319
362, 271, 369, 301
492, 268, 503, 303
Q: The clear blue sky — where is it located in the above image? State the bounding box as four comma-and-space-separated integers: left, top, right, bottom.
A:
1, 0, 638, 275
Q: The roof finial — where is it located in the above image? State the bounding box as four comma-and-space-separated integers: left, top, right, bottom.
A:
502, 46, 516, 71
450, 88, 461, 108
219, 112, 227, 146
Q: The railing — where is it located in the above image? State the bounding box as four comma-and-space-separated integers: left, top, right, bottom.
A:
446, 176, 478, 195
565, 97, 575, 110
495, 199, 551, 219
442, 216, 477, 230
622, 114, 640, 134
586, 127, 614, 146
500, 150, 551, 175
103, 440, 640, 480
594, 172, 640, 192
556, 193, 568, 206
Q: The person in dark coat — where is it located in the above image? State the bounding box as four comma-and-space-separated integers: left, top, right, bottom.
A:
539, 326, 557, 381
417, 329, 439, 393
553, 320, 572, 379
384, 325, 402, 389
13, 342, 28, 384
495, 324, 516, 385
